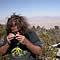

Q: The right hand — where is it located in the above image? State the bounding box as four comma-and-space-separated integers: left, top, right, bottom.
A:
7, 33, 15, 44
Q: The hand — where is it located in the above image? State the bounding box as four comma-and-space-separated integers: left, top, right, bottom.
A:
16, 32, 27, 45
7, 33, 15, 44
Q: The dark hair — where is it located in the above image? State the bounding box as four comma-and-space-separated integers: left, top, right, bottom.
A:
6, 15, 29, 35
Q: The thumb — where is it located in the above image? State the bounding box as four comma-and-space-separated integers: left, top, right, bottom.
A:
17, 32, 20, 34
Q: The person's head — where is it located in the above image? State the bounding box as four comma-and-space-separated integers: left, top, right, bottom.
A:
6, 14, 29, 35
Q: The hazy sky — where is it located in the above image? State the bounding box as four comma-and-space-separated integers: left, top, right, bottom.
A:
0, 0, 60, 19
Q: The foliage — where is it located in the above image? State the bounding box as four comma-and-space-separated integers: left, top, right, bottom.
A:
0, 24, 6, 39
32, 25, 60, 60
0, 24, 60, 60
32, 26, 37, 31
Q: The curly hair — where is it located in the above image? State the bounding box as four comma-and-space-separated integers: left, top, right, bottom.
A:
6, 15, 29, 35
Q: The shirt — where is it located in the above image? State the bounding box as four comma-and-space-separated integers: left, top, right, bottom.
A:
0, 30, 42, 60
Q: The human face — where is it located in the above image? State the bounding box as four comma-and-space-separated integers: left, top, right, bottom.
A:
11, 25, 19, 32
10, 22, 19, 32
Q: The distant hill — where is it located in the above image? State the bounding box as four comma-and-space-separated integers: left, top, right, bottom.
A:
0, 16, 60, 28
28, 16, 60, 29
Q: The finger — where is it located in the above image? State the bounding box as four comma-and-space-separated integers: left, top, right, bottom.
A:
19, 39, 24, 44
16, 34, 21, 38
8, 37, 14, 39
17, 32, 20, 34
9, 33, 15, 36
16, 37, 21, 40
11, 34, 15, 37
8, 40, 11, 44
7, 38, 13, 43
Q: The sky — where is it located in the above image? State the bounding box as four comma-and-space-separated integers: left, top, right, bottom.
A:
0, 0, 60, 19
0, 0, 60, 28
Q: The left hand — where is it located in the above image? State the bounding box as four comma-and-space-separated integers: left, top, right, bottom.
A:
16, 32, 27, 45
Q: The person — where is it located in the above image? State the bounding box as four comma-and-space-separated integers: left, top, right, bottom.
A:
0, 14, 42, 60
